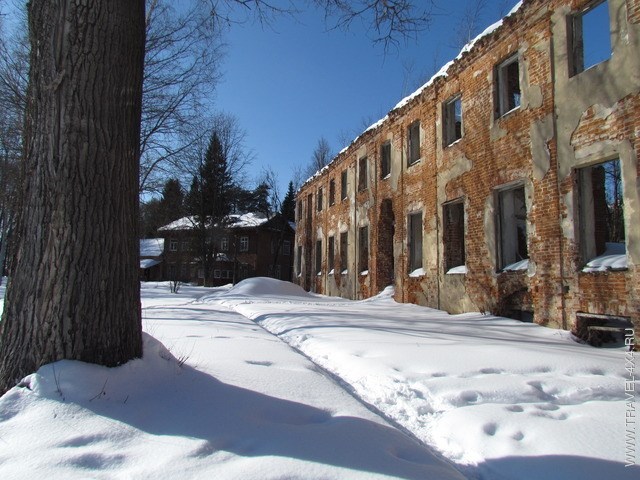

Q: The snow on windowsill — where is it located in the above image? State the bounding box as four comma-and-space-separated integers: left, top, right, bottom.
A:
446, 265, 467, 275
497, 105, 521, 119
502, 259, 529, 272
444, 137, 462, 149
328, 269, 335, 276
360, 270, 369, 276
409, 268, 425, 278
582, 243, 628, 273
341, 269, 348, 275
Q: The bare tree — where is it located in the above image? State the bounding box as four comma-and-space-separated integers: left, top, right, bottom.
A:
304, 136, 334, 179
0, 17, 28, 285
450, 0, 489, 50
318, 0, 433, 52
139, 0, 225, 195
0, 0, 434, 395
182, 112, 253, 286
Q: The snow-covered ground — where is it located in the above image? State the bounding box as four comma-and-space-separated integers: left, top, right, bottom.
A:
0, 278, 637, 479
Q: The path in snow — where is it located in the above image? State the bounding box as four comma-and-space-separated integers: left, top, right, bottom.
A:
206, 278, 638, 480
0, 282, 465, 480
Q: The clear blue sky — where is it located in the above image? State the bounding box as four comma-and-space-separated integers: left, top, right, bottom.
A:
212, 1, 518, 195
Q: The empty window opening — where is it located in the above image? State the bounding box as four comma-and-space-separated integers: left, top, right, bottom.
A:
328, 236, 335, 273
376, 199, 395, 289
570, 1, 611, 75
297, 200, 302, 221
443, 96, 463, 146
341, 170, 348, 200
296, 245, 302, 275
407, 121, 421, 166
578, 159, 626, 271
329, 179, 336, 206
317, 187, 323, 211
358, 156, 368, 192
359, 226, 369, 273
340, 231, 348, 274
495, 55, 521, 117
506, 309, 534, 323
306, 194, 313, 222
380, 141, 391, 178
497, 185, 528, 271
315, 239, 322, 274
408, 212, 423, 273
443, 201, 466, 273
282, 240, 291, 256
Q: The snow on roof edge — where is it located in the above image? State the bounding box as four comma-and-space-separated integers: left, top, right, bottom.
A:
158, 212, 271, 232
301, 1, 524, 189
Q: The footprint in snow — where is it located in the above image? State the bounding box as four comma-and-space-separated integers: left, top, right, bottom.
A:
505, 405, 524, 413
245, 360, 273, 367
483, 422, 498, 436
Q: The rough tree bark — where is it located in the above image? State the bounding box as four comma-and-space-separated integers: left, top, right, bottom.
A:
0, 0, 145, 394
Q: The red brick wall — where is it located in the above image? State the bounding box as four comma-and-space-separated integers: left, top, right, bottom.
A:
295, 0, 639, 336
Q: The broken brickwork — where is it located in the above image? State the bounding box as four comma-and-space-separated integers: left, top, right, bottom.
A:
295, 0, 640, 339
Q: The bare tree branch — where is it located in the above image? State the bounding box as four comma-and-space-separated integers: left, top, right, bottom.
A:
315, 0, 433, 52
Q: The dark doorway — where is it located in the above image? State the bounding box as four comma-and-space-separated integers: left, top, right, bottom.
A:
376, 199, 395, 292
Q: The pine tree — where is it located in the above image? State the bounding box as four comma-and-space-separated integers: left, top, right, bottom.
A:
281, 181, 296, 222
184, 175, 201, 218
184, 130, 236, 286
197, 132, 232, 220
158, 178, 184, 222
251, 182, 271, 217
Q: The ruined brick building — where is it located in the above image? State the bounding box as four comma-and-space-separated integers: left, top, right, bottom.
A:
294, 0, 640, 337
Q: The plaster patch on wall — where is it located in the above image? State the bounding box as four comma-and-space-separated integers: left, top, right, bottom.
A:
520, 41, 544, 110
525, 84, 543, 109
490, 122, 508, 141
619, 141, 640, 266
560, 190, 575, 242
483, 195, 498, 271
530, 114, 554, 180
591, 103, 619, 120
437, 154, 473, 204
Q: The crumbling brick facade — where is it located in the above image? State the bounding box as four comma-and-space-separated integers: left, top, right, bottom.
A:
295, 0, 640, 339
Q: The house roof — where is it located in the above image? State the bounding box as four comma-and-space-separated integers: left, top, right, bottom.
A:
140, 238, 164, 257
158, 212, 272, 232
140, 258, 162, 269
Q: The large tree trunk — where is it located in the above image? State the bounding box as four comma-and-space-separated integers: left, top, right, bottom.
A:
0, 0, 145, 394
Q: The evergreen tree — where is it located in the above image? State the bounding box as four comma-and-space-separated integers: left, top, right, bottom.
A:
139, 198, 162, 238
184, 130, 236, 286
184, 175, 201, 218
159, 178, 184, 222
139, 178, 184, 237
281, 181, 296, 223
251, 182, 271, 217
184, 131, 234, 222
